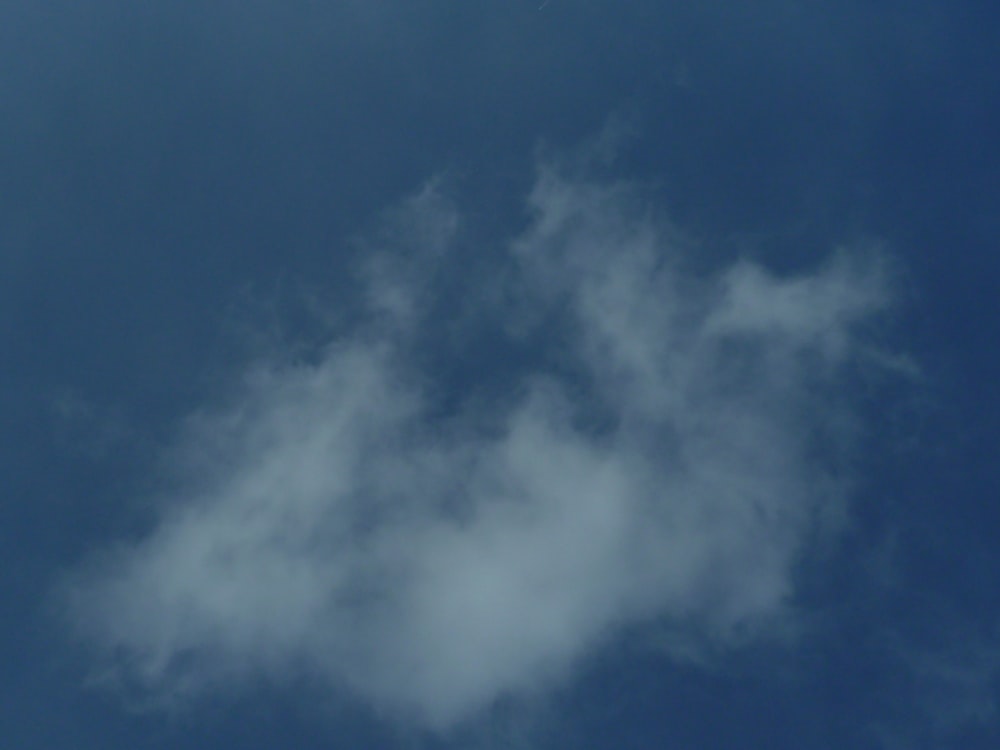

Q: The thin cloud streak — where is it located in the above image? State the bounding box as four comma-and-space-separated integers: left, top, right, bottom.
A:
62, 162, 893, 731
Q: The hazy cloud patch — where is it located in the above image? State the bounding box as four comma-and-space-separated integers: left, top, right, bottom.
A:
62, 161, 894, 731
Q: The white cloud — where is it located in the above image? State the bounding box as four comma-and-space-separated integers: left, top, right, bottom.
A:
62, 162, 893, 731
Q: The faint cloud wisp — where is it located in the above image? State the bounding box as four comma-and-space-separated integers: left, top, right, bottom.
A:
62, 160, 894, 732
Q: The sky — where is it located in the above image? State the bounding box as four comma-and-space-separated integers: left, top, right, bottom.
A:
2, 1, 1000, 748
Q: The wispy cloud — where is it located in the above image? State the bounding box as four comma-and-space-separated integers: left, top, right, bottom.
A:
61, 159, 894, 731
869, 613, 1000, 749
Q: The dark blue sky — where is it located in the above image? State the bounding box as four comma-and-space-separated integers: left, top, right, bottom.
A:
3, 2, 1000, 748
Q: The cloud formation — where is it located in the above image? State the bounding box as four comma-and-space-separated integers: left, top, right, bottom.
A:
63, 162, 892, 731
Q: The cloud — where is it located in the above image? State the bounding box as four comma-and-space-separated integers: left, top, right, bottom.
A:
61, 161, 893, 732
868, 613, 1000, 749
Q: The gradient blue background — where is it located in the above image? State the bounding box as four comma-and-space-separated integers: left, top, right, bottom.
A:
3, 2, 999, 747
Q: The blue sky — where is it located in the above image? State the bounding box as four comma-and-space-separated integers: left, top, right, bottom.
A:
3, 2, 1000, 748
